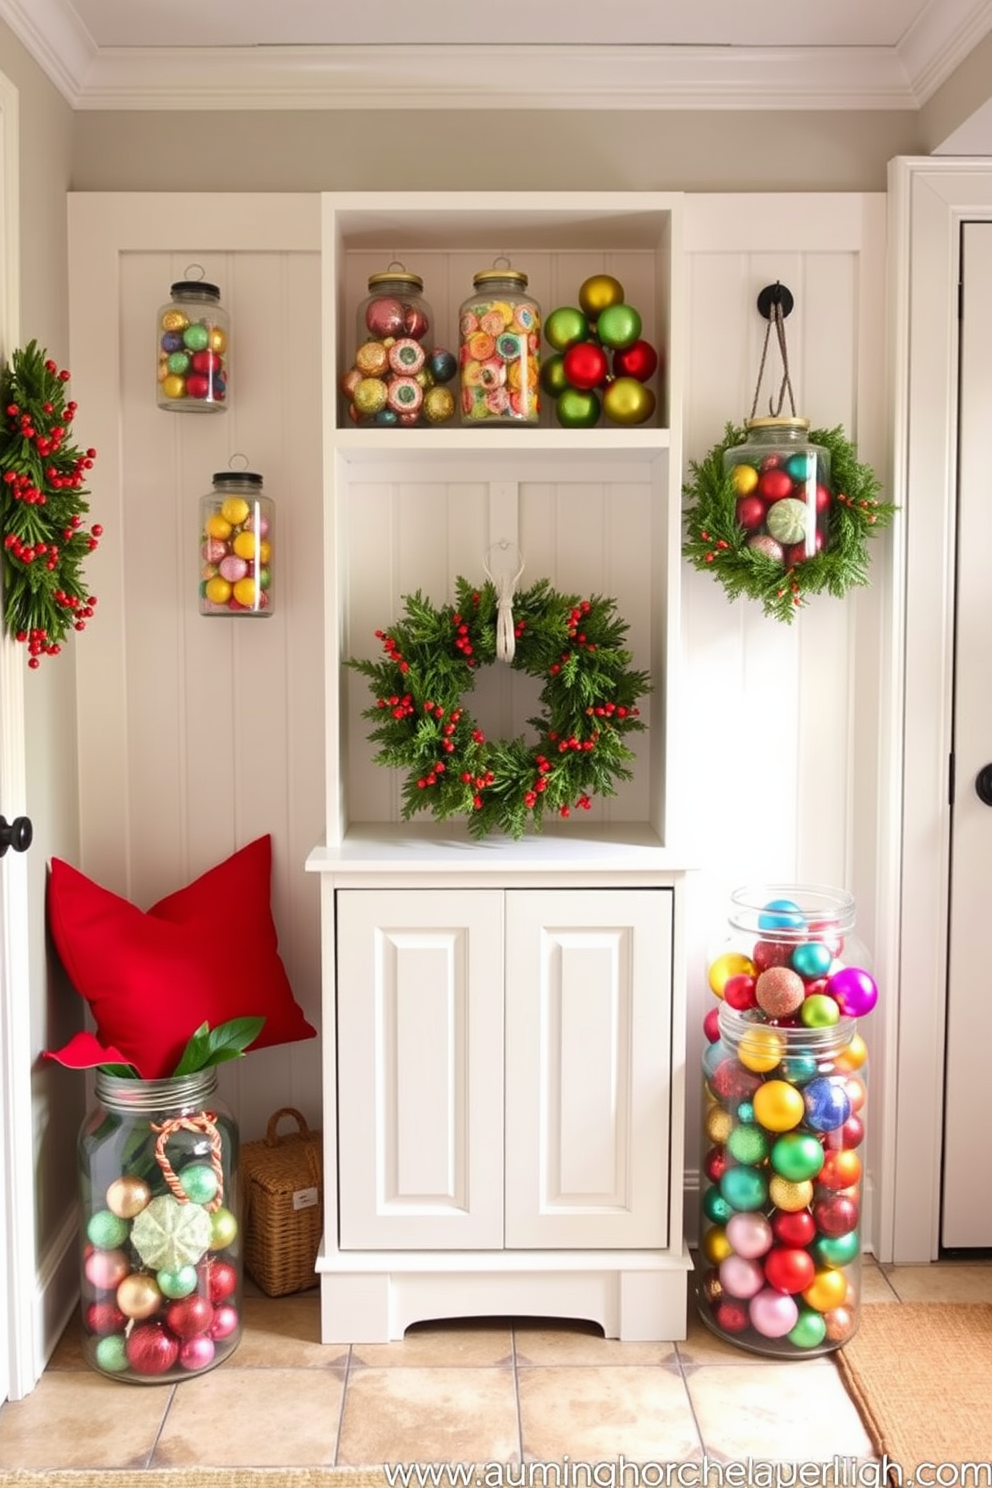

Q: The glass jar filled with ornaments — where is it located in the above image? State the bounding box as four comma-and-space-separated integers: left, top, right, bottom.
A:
156, 272, 230, 413
723, 418, 833, 566
78, 1069, 242, 1382
199, 466, 274, 617
343, 265, 456, 427
459, 262, 541, 426
697, 884, 873, 1357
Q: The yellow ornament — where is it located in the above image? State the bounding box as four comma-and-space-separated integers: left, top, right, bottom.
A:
116, 1271, 163, 1320
106, 1175, 151, 1220
768, 1175, 814, 1212
220, 496, 250, 526
209, 1206, 239, 1250
579, 274, 625, 319
834, 1031, 868, 1072
160, 309, 189, 334
705, 1104, 734, 1145
205, 514, 232, 541
161, 374, 186, 401
204, 575, 232, 605
232, 531, 258, 561
701, 1225, 732, 1265
353, 376, 388, 417
730, 463, 759, 496
602, 377, 655, 427
232, 577, 258, 608
708, 951, 755, 999
802, 1267, 848, 1313
737, 1026, 785, 1074
752, 1079, 806, 1133
208, 326, 228, 355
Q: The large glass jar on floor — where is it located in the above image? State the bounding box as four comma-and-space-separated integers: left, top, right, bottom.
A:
697, 884, 873, 1356
78, 1070, 241, 1382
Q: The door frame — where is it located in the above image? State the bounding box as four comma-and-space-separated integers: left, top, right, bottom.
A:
885, 156, 992, 1262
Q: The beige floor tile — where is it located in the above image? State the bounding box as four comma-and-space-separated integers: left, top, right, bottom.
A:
514, 1318, 677, 1367
151, 1365, 346, 1467
234, 1293, 350, 1367
0, 1370, 171, 1470
517, 1364, 701, 1464
882, 1261, 992, 1303
687, 1359, 874, 1463
858, 1258, 900, 1304
338, 1365, 519, 1467
352, 1318, 514, 1368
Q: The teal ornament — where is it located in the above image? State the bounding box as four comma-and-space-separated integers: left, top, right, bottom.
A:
770, 1131, 824, 1182
759, 898, 806, 932
811, 1230, 860, 1267
703, 1187, 733, 1225
736, 1100, 755, 1124
788, 1307, 827, 1350
95, 1334, 129, 1372
157, 1264, 199, 1299
595, 303, 642, 350
779, 1053, 818, 1086
786, 452, 815, 482
86, 1209, 130, 1250
179, 1163, 219, 1205
792, 940, 833, 980
719, 1165, 769, 1212
727, 1123, 769, 1165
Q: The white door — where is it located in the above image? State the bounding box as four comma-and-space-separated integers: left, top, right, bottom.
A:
504, 888, 673, 1249
944, 219, 992, 1248
336, 889, 505, 1249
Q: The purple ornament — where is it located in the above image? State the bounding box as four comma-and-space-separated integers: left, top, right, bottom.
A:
749, 1287, 799, 1339
827, 965, 878, 1018
719, 1254, 765, 1299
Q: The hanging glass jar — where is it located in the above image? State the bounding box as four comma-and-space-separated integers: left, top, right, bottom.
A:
723, 418, 832, 567
199, 467, 274, 617
342, 265, 455, 427
78, 1069, 242, 1382
697, 884, 873, 1357
156, 272, 230, 413
459, 262, 541, 426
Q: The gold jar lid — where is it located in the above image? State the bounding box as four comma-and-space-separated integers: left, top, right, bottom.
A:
367, 269, 424, 292
745, 416, 810, 432
472, 268, 529, 289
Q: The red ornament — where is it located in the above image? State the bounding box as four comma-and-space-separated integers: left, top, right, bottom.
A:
771, 1209, 817, 1247
713, 1298, 749, 1334
562, 341, 609, 391
126, 1322, 179, 1376
86, 1300, 127, 1335
758, 468, 794, 502
165, 1294, 215, 1339
723, 972, 757, 1011
819, 1149, 862, 1190
763, 1245, 815, 1295
752, 939, 793, 973
611, 339, 658, 383
709, 1057, 761, 1105
702, 1006, 721, 1043
203, 1257, 238, 1305
824, 1113, 865, 1151
704, 1145, 731, 1184
736, 496, 766, 531
812, 1190, 859, 1238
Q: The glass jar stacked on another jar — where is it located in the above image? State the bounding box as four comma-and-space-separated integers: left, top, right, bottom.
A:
697, 885, 875, 1356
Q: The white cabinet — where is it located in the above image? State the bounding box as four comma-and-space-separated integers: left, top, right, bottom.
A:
336, 888, 672, 1253
308, 191, 690, 1341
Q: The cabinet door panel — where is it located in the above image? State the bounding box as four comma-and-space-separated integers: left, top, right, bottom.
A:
504, 889, 672, 1249
337, 890, 504, 1249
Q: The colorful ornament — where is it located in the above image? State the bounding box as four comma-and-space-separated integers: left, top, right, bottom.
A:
749, 1288, 799, 1339
602, 377, 655, 427
105, 1175, 151, 1220
545, 277, 658, 428
770, 1130, 824, 1182
94, 1334, 129, 1373
755, 966, 805, 1020
752, 1079, 805, 1133
165, 1293, 215, 1339
763, 1246, 815, 1296
719, 1254, 764, 1300
788, 1308, 827, 1350
544, 306, 589, 352
827, 965, 878, 1018
708, 952, 756, 998
126, 1321, 180, 1376
725, 1211, 773, 1259
179, 1163, 220, 1206
86, 1209, 130, 1250
180, 1334, 216, 1371
719, 1165, 768, 1212
84, 1247, 130, 1292
803, 1077, 852, 1133
117, 1272, 163, 1320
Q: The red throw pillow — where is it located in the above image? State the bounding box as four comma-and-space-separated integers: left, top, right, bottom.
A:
47, 835, 316, 1078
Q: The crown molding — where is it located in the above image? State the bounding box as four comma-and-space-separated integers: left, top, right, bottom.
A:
897, 0, 992, 102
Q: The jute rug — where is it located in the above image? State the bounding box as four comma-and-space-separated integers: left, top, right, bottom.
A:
836, 1302, 992, 1471
0, 1472, 388, 1487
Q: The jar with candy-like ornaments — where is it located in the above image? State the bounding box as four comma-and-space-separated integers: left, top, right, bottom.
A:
343, 266, 456, 427
459, 263, 541, 426
200, 469, 274, 616
697, 885, 873, 1357
77, 1069, 242, 1382
723, 418, 832, 567
156, 276, 229, 413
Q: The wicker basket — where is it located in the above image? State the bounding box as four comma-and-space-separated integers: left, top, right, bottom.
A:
240, 1107, 323, 1297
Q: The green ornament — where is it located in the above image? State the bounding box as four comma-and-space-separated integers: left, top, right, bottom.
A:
157, 1264, 199, 1299
86, 1209, 130, 1250
555, 387, 601, 429
179, 1163, 219, 1206
719, 1164, 768, 1212
544, 306, 589, 353
130, 1193, 213, 1272
595, 303, 642, 350
770, 1131, 825, 1182
811, 1230, 860, 1267
766, 497, 811, 546
95, 1334, 129, 1372
209, 1205, 239, 1250
727, 1123, 769, 1165
539, 353, 570, 399
183, 322, 210, 352
702, 1186, 733, 1225
788, 1307, 827, 1351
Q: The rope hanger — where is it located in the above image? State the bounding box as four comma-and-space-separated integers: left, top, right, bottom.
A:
750, 282, 796, 420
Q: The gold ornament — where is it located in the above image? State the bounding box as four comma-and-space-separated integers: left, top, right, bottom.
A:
602, 377, 656, 427
208, 326, 228, 355
105, 1175, 151, 1220
768, 1175, 813, 1212
423, 385, 456, 425
701, 1225, 732, 1265
160, 309, 189, 334
116, 1271, 163, 1320
355, 340, 390, 377
705, 1104, 734, 1145
579, 274, 626, 319
353, 377, 388, 417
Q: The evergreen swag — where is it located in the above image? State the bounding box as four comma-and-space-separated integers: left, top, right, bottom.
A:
350, 576, 651, 840
0, 341, 101, 666
682, 423, 896, 624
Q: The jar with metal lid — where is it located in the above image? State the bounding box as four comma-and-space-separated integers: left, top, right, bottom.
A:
723, 418, 832, 566
199, 469, 274, 616
156, 277, 229, 413
697, 884, 873, 1357
459, 264, 541, 426
77, 1069, 242, 1382
343, 265, 454, 427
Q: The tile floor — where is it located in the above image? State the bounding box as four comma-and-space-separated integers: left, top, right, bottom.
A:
1, 1259, 990, 1473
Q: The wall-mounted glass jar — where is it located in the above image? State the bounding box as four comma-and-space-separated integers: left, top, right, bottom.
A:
723, 418, 832, 566
78, 1069, 242, 1382
157, 275, 229, 413
199, 468, 274, 616
459, 264, 541, 426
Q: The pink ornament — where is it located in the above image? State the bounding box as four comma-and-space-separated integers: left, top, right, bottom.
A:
210, 1303, 239, 1340
366, 296, 405, 339
726, 1211, 773, 1260
749, 1287, 799, 1338
179, 1333, 216, 1371
218, 555, 248, 583
84, 1247, 130, 1292
827, 965, 878, 1018
202, 538, 227, 563
719, 1253, 764, 1299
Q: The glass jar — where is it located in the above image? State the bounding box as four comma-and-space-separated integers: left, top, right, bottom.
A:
78, 1070, 242, 1382
199, 469, 274, 616
459, 264, 541, 426
697, 884, 873, 1357
156, 279, 230, 413
723, 418, 832, 566
343, 266, 452, 427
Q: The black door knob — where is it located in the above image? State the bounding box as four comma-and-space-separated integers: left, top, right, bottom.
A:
0, 814, 32, 856
976, 766, 992, 806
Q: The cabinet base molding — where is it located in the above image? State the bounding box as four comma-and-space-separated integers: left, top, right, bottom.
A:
317, 1250, 691, 1343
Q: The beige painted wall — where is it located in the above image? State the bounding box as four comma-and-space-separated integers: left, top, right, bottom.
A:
921, 29, 992, 151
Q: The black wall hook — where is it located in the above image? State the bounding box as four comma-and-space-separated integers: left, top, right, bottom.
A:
757, 283, 794, 321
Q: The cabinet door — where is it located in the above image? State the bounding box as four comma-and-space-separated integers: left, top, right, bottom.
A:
336, 890, 504, 1249
504, 889, 673, 1249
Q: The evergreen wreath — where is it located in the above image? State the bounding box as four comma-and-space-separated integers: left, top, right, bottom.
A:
682, 422, 896, 624
349, 576, 651, 840
0, 340, 101, 667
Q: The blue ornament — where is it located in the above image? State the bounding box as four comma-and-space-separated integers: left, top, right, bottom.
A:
428, 347, 458, 384
792, 940, 833, 979
736, 1100, 755, 1124
161, 331, 184, 353
803, 1075, 852, 1132
758, 898, 807, 932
